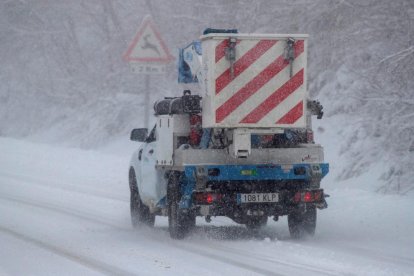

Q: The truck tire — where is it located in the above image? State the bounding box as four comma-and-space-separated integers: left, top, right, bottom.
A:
167, 172, 195, 239
288, 207, 316, 239
129, 169, 155, 228
245, 216, 268, 231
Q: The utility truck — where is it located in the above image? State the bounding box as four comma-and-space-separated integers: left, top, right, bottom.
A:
129, 29, 329, 239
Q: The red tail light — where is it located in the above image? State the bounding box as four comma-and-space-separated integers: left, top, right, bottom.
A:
303, 191, 314, 202
206, 194, 214, 204
194, 193, 222, 204
293, 190, 323, 203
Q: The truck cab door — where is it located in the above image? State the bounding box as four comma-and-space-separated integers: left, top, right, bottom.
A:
138, 141, 158, 201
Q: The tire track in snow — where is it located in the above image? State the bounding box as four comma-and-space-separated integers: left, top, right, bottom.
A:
145, 228, 338, 276
197, 230, 414, 273
0, 196, 351, 275
308, 240, 414, 269
170, 241, 284, 276
195, 228, 414, 273
0, 195, 127, 231
0, 172, 128, 203
5, 193, 411, 275
0, 182, 305, 275
0, 196, 177, 274
193, 241, 340, 276
0, 226, 136, 276
0, 196, 280, 275
0, 196, 297, 275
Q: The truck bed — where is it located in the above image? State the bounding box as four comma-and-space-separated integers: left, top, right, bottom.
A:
168, 144, 324, 169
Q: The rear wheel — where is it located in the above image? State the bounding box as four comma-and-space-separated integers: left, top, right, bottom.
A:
288, 207, 316, 239
129, 169, 155, 228
167, 172, 195, 239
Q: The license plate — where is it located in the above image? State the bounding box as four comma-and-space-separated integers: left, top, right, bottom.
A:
238, 193, 279, 204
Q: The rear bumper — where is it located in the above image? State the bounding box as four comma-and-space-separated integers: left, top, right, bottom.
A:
194, 190, 328, 219
184, 163, 329, 182
177, 163, 329, 210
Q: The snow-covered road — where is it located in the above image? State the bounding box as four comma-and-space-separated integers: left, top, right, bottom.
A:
1, 137, 413, 275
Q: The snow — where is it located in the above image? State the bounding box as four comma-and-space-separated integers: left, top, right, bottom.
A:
1, 0, 413, 274
1, 137, 413, 275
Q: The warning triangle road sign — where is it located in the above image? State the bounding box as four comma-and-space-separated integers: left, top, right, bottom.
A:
123, 16, 173, 64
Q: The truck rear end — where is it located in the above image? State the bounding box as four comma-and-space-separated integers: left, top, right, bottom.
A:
130, 30, 329, 239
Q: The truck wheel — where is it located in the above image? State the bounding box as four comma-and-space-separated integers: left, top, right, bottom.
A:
129, 169, 155, 228
246, 216, 268, 231
288, 207, 316, 239
167, 173, 195, 239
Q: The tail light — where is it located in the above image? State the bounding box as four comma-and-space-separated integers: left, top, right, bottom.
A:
194, 193, 223, 204
293, 190, 323, 203
303, 191, 314, 202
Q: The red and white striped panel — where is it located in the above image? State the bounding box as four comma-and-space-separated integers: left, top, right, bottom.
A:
211, 38, 306, 128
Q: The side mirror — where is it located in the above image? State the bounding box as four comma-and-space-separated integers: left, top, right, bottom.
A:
130, 128, 148, 142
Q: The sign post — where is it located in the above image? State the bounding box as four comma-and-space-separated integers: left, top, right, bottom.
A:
123, 15, 173, 128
